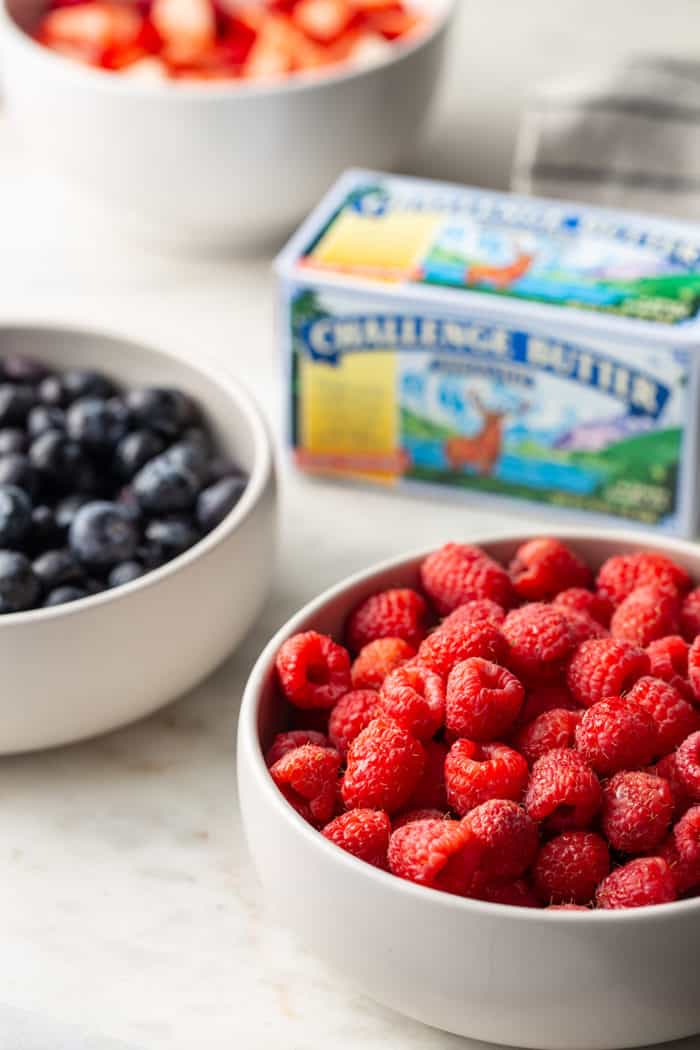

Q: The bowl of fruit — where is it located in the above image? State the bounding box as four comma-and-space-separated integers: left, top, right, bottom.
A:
0, 0, 453, 248
238, 531, 700, 1049
0, 322, 275, 753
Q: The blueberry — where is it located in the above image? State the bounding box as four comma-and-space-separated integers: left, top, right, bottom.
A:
182, 426, 211, 457
54, 493, 91, 531
108, 560, 145, 588
196, 476, 247, 532
132, 453, 200, 513
136, 542, 167, 570
0, 429, 27, 455
206, 457, 246, 486
0, 484, 32, 545
0, 383, 35, 426
0, 551, 40, 612
29, 429, 99, 494
33, 548, 83, 589
66, 397, 128, 450
61, 369, 114, 403
164, 440, 209, 484
69, 501, 139, 567
144, 516, 199, 557
38, 375, 66, 407
43, 585, 88, 607
28, 404, 65, 438
3, 354, 48, 383
126, 387, 196, 438
113, 429, 166, 480
0, 454, 39, 498
29, 505, 61, 550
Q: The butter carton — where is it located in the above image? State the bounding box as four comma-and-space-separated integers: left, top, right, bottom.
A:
276, 170, 700, 534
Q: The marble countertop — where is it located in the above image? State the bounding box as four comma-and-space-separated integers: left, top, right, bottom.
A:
2, 4, 700, 1046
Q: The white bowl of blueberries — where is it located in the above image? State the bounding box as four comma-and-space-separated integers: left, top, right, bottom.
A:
0, 323, 276, 753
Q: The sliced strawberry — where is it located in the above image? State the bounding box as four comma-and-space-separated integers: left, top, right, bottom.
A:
366, 9, 424, 39
151, 0, 215, 62
242, 14, 294, 78
40, 1, 142, 53
293, 0, 355, 44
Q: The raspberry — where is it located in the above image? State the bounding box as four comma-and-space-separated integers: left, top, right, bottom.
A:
524, 749, 601, 831
601, 771, 673, 853
610, 585, 680, 647
508, 538, 592, 601
648, 752, 693, 818
475, 878, 539, 908
420, 542, 514, 616
440, 598, 505, 631
514, 708, 582, 767
445, 658, 524, 741
378, 664, 445, 740
265, 729, 331, 767
276, 631, 351, 710
270, 744, 341, 826
393, 807, 446, 830
674, 805, 700, 868
596, 857, 677, 909
554, 587, 613, 627
328, 689, 379, 757
408, 739, 448, 809
566, 637, 650, 708
416, 620, 506, 680
646, 635, 693, 701
656, 835, 700, 894
464, 799, 538, 881
546, 904, 590, 911
688, 636, 700, 704
626, 676, 699, 754
346, 588, 427, 652
533, 831, 610, 905
322, 808, 391, 869
502, 603, 575, 682
516, 684, 580, 727
596, 551, 690, 608
388, 818, 481, 895
681, 587, 700, 642
445, 739, 528, 816
350, 637, 415, 690
341, 716, 425, 814
575, 697, 658, 775
558, 609, 608, 646
676, 731, 700, 801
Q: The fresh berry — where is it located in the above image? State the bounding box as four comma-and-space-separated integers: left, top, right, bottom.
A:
0, 550, 41, 612
533, 831, 610, 905
420, 542, 513, 615
446, 657, 523, 741
328, 689, 379, 756
276, 631, 351, 710
378, 663, 444, 739
44, 584, 88, 606
501, 603, 574, 682
524, 748, 601, 831
558, 609, 608, 645
388, 818, 481, 895
345, 587, 427, 652
322, 808, 391, 869
144, 516, 199, 558
407, 739, 448, 809
66, 396, 128, 449
61, 369, 114, 402
0, 454, 40, 498
264, 728, 331, 767
673, 805, 700, 868
341, 716, 425, 814
464, 799, 538, 882
439, 598, 505, 631
575, 697, 658, 775
29, 429, 98, 494
596, 551, 691, 608
196, 475, 247, 531
554, 587, 613, 627
546, 904, 590, 911
676, 731, 700, 801
601, 771, 673, 853
32, 548, 82, 589
516, 684, 580, 727
113, 429, 166, 479
648, 752, 693, 819
656, 835, 700, 894
350, 637, 415, 690
596, 857, 677, 909
416, 620, 506, 680
474, 878, 539, 908
646, 635, 692, 700
680, 587, 700, 642
626, 676, 699, 753
133, 452, 200, 512
68, 501, 139, 567
393, 807, 445, 829
514, 708, 582, 766
566, 637, 650, 708
508, 538, 591, 601
610, 585, 680, 647
125, 386, 195, 437
0, 428, 27, 455
445, 739, 528, 816
269, 743, 340, 827
0, 383, 36, 426
0, 484, 32, 546
688, 636, 700, 704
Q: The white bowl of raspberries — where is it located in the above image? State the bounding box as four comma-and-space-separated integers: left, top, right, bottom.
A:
238, 531, 700, 1050
0, 322, 275, 753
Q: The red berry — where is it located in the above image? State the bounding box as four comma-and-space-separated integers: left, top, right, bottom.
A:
554, 587, 613, 627
596, 857, 677, 909
646, 635, 693, 701
566, 637, 650, 708
626, 676, 699, 754
502, 603, 574, 682
445, 739, 528, 816
674, 805, 700, 868
559, 609, 609, 646
514, 708, 582, 766
688, 636, 700, 705
379, 663, 445, 740
610, 585, 680, 647
328, 689, 379, 757
601, 771, 673, 853
681, 586, 700, 641
648, 751, 693, 819
656, 835, 700, 894
322, 808, 391, 869
346, 588, 427, 652
464, 799, 538, 881
524, 748, 601, 831
596, 551, 690, 608
416, 620, 506, 680
270, 744, 341, 827
475, 878, 540, 908
276, 631, 351, 710
420, 542, 513, 615
265, 729, 331, 767
350, 637, 416, 690
409, 738, 448, 809
575, 697, 658, 775
388, 818, 481, 895
440, 598, 505, 631
509, 538, 592, 601
516, 684, 580, 727
533, 831, 610, 905
676, 731, 700, 801
341, 716, 425, 814
393, 807, 446, 830
446, 657, 524, 741
547, 904, 590, 911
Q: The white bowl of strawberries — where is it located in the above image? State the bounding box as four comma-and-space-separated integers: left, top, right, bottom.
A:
0, 0, 453, 248
238, 530, 700, 1050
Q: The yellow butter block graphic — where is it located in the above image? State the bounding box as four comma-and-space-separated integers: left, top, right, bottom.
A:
308, 212, 442, 281
298, 351, 401, 482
